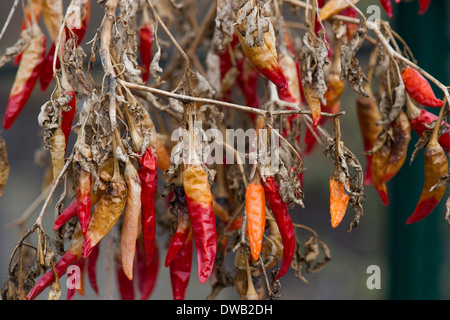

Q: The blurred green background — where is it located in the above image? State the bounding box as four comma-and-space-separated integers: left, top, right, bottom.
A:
0, 0, 449, 300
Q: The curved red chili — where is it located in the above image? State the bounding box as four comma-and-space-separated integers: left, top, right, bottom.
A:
169, 230, 193, 300
115, 254, 135, 300
136, 237, 160, 300
61, 91, 77, 151
401, 67, 443, 108
379, 0, 393, 18
87, 243, 99, 295
262, 176, 295, 280
53, 200, 78, 231
418, 0, 431, 14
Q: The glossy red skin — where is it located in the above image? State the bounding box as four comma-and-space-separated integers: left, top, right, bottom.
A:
116, 258, 134, 300
401, 68, 443, 108
3, 38, 46, 130
184, 197, 216, 284
136, 239, 159, 300
170, 233, 193, 300
410, 109, 450, 152
53, 200, 78, 231
139, 25, 153, 83
165, 186, 191, 267
27, 250, 79, 300
138, 147, 158, 265
87, 243, 99, 295
418, 0, 431, 14
263, 176, 295, 280
379, 0, 393, 17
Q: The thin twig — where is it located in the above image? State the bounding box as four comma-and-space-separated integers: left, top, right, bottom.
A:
0, 0, 20, 42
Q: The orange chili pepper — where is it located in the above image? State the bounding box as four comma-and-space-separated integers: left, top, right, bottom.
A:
329, 179, 350, 228
303, 85, 321, 128
401, 67, 443, 108
406, 136, 448, 224
371, 142, 390, 206
245, 173, 266, 261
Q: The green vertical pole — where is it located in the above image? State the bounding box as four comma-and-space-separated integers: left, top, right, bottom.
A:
388, 2, 449, 299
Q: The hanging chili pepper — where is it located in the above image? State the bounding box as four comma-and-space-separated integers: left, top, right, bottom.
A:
120, 158, 142, 280
406, 97, 450, 152
182, 164, 216, 284
406, 135, 448, 224
303, 85, 322, 128
165, 185, 191, 267
237, 22, 289, 91
278, 52, 301, 104
61, 91, 77, 151
138, 147, 158, 265
262, 176, 295, 280
379, 0, 393, 18
73, 162, 92, 236
53, 200, 78, 231
87, 243, 99, 295
139, 7, 153, 83
418, 0, 432, 14
245, 173, 266, 261
136, 236, 160, 300
382, 111, 411, 182
236, 54, 261, 120
27, 224, 84, 300
356, 94, 383, 186
401, 67, 443, 108
329, 178, 350, 228
67, 258, 85, 300
115, 250, 135, 300
51, 126, 66, 183
371, 142, 390, 205
82, 161, 127, 258
3, 24, 46, 130
169, 229, 193, 300
156, 138, 171, 173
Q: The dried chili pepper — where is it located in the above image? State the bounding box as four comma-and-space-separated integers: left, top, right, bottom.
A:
115, 251, 135, 300
139, 8, 153, 83
278, 52, 301, 104
82, 161, 127, 258
245, 173, 266, 261
61, 91, 77, 151
236, 54, 261, 119
262, 176, 295, 280
51, 126, 66, 183
379, 0, 393, 18
67, 258, 85, 300
371, 142, 390, 205
27, 224, 84, 300
356, 94, 383, 186
73, 162, 92, 236
401, 67, 443, 108
303, 85, 322, 128
156, 138, 171, 173
87, 243, 99, 295
406, 97, 450, 152
42, 0, 63, 45
406, 135, 447, 224
329, 179, 350, 228
182, 164, 216, 284
319, 0, 358, 21
418, 0, 432, 14
53, 200, 78, 231
169, 229, 193, 300
382, 111, 411, 182
138, 147, 158, 265
120, 158, 142, 280
165, 185, 191, 267
3, 24, 46, 130
136, 236, 160, 300
237, 22, 289, 91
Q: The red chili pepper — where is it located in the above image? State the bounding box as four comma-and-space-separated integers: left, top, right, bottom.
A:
115, 252, 135, 300
61, 91, 77, 151
53, 200, 78, 231
236, 55, 261, 121
165, 185, 191, 267
73, 163, 92, 236
418, 0, 432, 14
139, 8, 153, 83
136, 236, 160, 300
262, 176, 295, 280
138, 147, 158, 265
27, 224, 84, 300
182, 164, 217, 284
3, 25, 46, 130
87, 243, 99, 295
406, 136, 448, 224
379, 0, 393, 18
401, 67, 443, 108
169, 229, 193, 300
67, 258, 85, 300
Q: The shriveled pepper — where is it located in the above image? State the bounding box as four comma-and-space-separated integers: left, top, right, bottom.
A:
138, 147, 158, 265
169, 229, 193, 300
356, 94, 383, 186
82, 160, 127, 258
262, 176, 295, 280
303, 85, 322, 128
27, 224, 84, 300
401, 67, 443, 108
73, 162, 92, 236
182, 164, 216, 284
67, 258, 85, 300
3, 24, 46, 130
245, 173, 266, 261
382, 111, 411, 182
406, 134, 447, 224
139, 7, 153, 83
120, 158, 142, 280
136, 236, 160, 300
371, 142, 390, 206
50, 126, 66, 183
61, 91, 77, 151
165, 185, 191, 267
